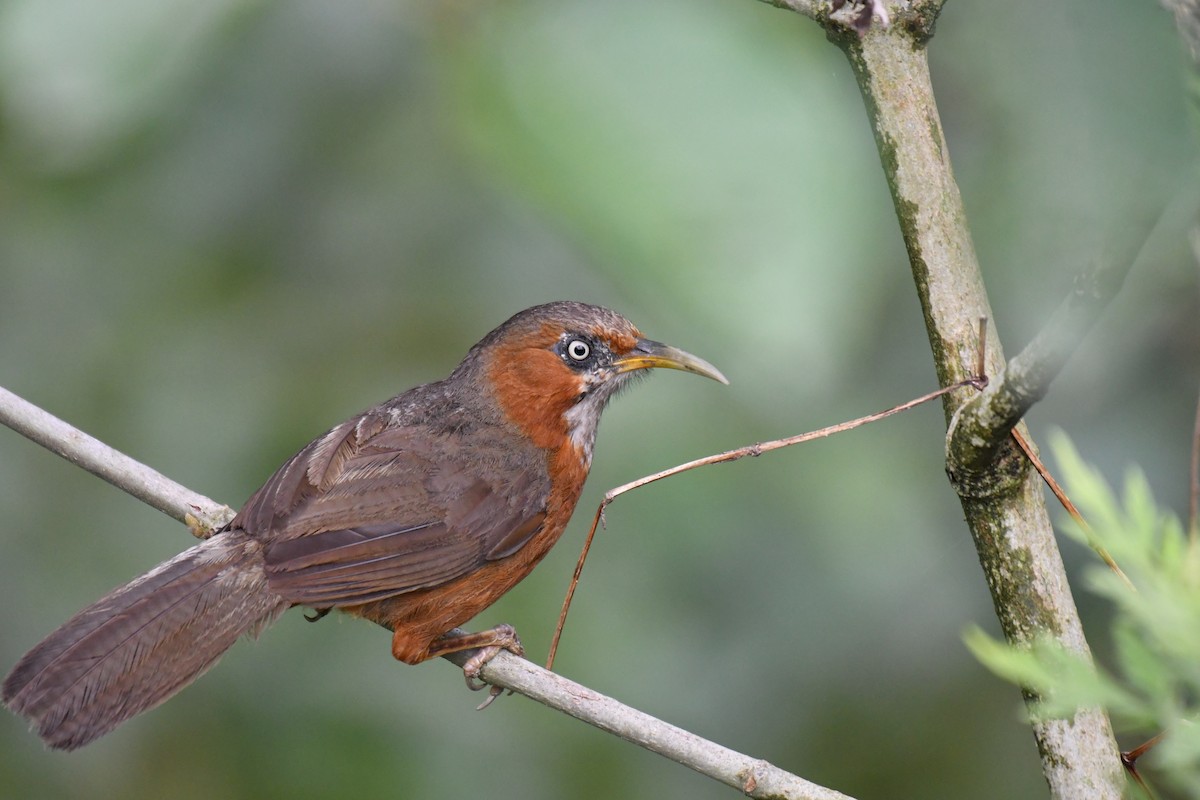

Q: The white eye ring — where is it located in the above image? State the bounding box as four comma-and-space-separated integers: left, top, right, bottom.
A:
566, 339, 591, 361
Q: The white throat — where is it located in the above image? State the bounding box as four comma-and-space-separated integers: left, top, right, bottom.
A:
562, 371, 638, 466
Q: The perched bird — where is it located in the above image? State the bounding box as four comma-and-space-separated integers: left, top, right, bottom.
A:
3, 301, 727, 750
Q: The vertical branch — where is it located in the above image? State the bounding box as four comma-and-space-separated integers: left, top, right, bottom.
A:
799, 4, 1124, 797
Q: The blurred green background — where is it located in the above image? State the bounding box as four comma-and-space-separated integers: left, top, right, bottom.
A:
0, 1, 1194, 798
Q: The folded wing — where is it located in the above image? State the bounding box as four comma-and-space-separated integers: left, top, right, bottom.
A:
235, 410, 549, 607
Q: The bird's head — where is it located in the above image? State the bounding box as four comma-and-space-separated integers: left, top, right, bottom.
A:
463, 301, 727, 465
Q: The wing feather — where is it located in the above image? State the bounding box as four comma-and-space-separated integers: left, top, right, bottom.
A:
236, 409, 549, 607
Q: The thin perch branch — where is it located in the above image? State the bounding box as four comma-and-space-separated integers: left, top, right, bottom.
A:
0, 386, 235, 534
442, 636, 854, 800
0, 384, 854, 800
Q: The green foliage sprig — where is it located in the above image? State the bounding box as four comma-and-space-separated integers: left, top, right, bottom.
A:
967, 430, 1200, 796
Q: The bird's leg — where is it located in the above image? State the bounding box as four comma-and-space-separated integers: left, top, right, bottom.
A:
423, 624, 524, 702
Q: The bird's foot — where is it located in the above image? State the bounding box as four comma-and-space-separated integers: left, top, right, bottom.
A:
425, 624, 524, 707
462, 625, 523, 710
462, 625, 522, 710
459, 623, 523, 686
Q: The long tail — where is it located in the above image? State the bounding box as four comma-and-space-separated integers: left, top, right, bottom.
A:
2, 531, 290, 750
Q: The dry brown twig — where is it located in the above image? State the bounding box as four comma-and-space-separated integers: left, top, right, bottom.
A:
1009, 430, 1134, 592
546, 318, 991, 669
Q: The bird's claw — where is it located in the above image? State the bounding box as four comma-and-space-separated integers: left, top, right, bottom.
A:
475, 685, 505, 710
464, 673, 510, 709
459, 624, 523, 708
463, 663, 513, 709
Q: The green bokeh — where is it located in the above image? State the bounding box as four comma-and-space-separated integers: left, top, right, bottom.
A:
0, 1, 1194, 798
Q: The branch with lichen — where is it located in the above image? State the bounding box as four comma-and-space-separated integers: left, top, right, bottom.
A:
761, 0, 1131, 796
0, 385, 853, 800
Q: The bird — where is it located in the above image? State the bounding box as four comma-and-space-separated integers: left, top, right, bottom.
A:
2, 301, 727, 751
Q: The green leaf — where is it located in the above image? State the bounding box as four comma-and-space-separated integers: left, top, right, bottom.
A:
963, 626, 1053, 689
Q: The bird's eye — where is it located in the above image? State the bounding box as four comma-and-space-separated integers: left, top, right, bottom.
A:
566, 339, 591, 362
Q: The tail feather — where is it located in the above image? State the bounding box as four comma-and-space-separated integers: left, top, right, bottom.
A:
2, 532, 290, 750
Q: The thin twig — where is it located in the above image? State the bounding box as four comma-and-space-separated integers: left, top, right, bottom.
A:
1010, 429, 1134, 591
546, 501, 606, 670
610, 378, 980, 508
1121, 731, 1166, 799
0, 384, 855, 800
546, 374, 987, 670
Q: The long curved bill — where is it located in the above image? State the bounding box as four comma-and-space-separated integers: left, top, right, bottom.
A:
613, 338, 729, 385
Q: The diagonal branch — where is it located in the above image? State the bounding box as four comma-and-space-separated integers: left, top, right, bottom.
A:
946, 223, 1153, 476
0, 386, 235, 534
442, 639, 852, 800
0, 384, 854, 800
